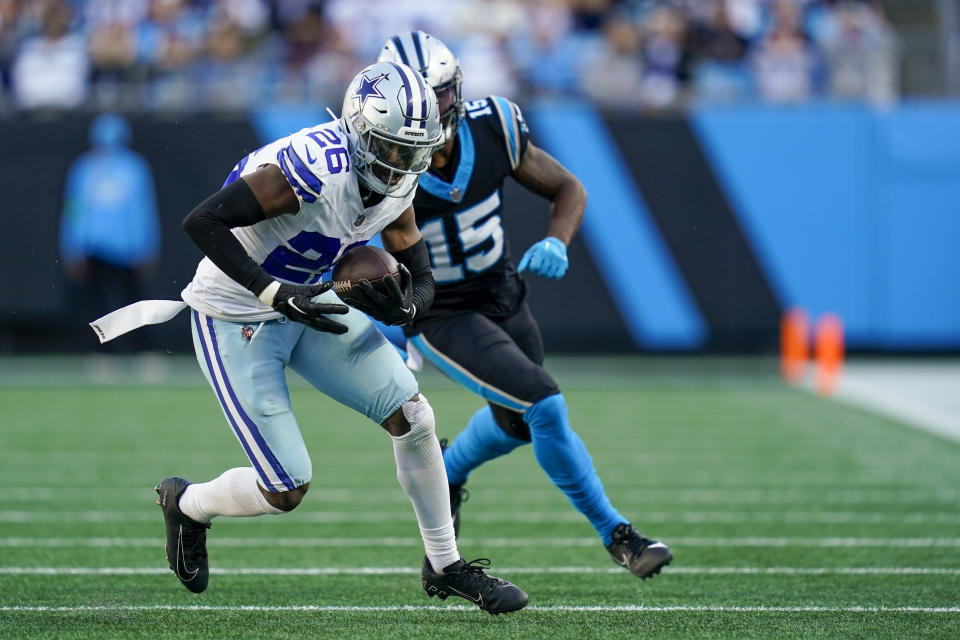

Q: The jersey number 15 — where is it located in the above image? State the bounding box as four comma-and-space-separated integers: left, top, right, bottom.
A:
420, 191, 504, 283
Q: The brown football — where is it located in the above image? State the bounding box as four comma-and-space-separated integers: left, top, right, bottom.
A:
330, 245, 399, 306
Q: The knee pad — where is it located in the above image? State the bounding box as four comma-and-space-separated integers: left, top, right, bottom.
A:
394, 395, 440, 472
400, 394, 436, 443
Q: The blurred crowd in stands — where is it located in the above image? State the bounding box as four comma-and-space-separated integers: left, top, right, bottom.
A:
0, 0, 898, 112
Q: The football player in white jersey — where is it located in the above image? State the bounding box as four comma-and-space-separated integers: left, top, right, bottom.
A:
154, 61, 527, 614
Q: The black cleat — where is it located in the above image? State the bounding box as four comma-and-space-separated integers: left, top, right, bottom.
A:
421, 557, 528, 615
439, 438, 468, 537
155, 477, 211, 593
606, 523, 672, 580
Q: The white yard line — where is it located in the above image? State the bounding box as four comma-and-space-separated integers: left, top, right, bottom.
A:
3, 487, 959, 505
3, 536, 960, 548
833, 361, 960, 443
1, 604, 958, 613
4, 509, 960, 524
2, 566, 960, 576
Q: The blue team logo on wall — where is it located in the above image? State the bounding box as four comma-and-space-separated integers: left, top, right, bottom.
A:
354, 73, 388, 108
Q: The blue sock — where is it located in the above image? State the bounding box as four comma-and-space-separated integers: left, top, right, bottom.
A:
443, 406, 527, 485
525, 394, 626, 544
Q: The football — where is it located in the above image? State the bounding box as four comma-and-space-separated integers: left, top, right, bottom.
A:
331, 245, 400, 306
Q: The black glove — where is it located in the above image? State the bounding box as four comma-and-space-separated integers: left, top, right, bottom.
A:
271, 281, 349, 334
349, 264, 416, 326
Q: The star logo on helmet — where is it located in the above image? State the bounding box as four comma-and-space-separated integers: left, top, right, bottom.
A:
354, 72, 389, 108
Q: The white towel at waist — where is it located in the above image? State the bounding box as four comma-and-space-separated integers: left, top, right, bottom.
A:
89, 300, 189, 343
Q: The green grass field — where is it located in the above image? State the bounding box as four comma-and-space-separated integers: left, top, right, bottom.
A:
1, 357, 958, 639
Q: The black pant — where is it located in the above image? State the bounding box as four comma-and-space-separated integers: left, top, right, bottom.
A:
413, 304, 559, 440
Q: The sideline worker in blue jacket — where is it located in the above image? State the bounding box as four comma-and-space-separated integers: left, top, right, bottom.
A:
60, 112, 160, 351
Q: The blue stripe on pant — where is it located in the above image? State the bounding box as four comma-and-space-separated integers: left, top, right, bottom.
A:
192, 311, 297, 492
408, 334, 531, 412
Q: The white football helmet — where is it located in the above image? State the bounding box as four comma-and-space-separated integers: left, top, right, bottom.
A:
341, 61, 441, 197
378, 31, 464, 144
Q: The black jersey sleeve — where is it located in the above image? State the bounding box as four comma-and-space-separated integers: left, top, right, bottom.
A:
181, 178, 274, 297
487, 96, 531, 172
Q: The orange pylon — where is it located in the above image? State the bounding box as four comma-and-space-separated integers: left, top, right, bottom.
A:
780, 307, 810, 385
814, 313, 844, 396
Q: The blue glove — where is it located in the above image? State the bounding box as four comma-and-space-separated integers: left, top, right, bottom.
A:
517, 236, 568, 279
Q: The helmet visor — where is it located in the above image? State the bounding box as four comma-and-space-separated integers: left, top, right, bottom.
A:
369, 133, 434, 174
359, 128, 436, 195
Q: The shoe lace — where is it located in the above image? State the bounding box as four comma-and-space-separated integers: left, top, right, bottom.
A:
460, 558, 503, 594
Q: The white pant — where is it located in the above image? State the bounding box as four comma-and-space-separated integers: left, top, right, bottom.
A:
190, 301, 418, 492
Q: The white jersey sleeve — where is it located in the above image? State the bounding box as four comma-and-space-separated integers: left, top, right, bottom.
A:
181, 119, 415, 322
275, 126, 351, 207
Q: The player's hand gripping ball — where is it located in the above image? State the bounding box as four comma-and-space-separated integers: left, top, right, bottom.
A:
331, 245, 415, 325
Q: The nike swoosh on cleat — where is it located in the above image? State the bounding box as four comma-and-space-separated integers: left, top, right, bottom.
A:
447, 586, 483, 607
176, 525, 199, 581
618, 553, 630, 567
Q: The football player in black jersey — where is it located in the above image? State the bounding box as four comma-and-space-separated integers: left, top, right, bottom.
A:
377, 32, 672, 580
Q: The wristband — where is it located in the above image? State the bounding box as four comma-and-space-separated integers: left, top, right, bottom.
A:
257, 281, 281, 306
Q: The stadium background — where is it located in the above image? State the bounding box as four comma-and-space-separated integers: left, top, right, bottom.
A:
2, 0, 958, 354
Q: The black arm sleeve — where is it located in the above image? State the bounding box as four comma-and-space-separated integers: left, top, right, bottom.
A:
181, 178, 274, 297
390, 238, 435, 318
